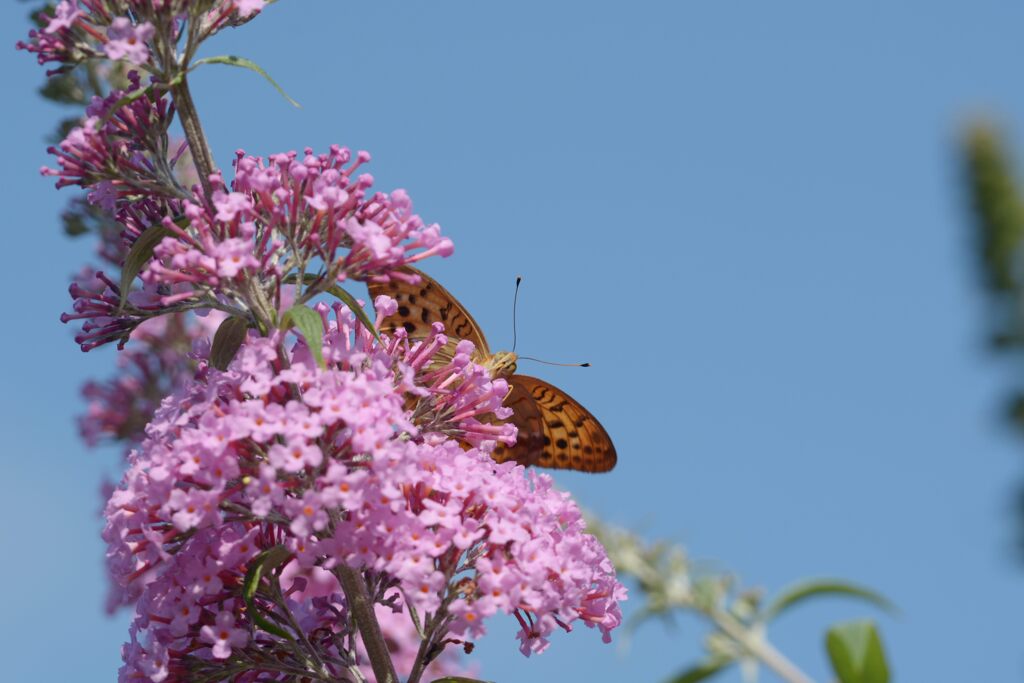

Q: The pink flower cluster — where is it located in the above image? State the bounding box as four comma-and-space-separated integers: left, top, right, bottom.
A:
18, 1, 266, 73
107, 300, 623, 680
120, 527, 468, 682
144, 147, 453, 290
58, 144, 453, 352
79, 312, 224, 450
61, 268, 157, 351
42, 71, 181, 203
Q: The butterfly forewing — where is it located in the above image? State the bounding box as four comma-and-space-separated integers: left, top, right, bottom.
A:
493, 375, 617, 473
367, 266, 491, 366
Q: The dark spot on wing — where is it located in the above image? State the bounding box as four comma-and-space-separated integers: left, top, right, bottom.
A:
397, 305, 410, 317
556, 438, 568, 450
403, 322, 416, 333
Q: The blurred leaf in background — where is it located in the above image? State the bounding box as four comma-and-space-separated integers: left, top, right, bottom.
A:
589, 517, 894, 683
963, 122, 1024, 558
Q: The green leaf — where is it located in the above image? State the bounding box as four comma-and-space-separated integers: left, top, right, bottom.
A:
242, 546, 293, 640
826, 620, 890, 683
190, 55, 301, 108
762, 579, 896, 622
210, 316, 250, 371
280, 304, 326, 369
242, 545, 291, 601
280, 273, 383, 344
327, 284, 383, 344
665, 659, 731, 683
118, 222, 177, 313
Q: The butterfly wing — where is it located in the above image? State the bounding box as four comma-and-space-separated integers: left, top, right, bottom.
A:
367, 266, 491, 362
492, 374, 617, 473
490, 380, 546, 467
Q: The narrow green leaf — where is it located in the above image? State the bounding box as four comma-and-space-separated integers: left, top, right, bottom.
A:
280, 304, 326, 369
118, 223, 176, 313
281, 272, 316, 285
328, 285, 383, 344
826, 620, 890, 683
242, 546, 293, 640
242, 557, 264, 603
190, 55, 301, 108
665, 659, 731, 683
210, 316, 250, 370
261, 545, 292, 573
762, 579, 896, 622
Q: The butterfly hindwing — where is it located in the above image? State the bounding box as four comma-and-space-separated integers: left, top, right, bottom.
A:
490, 381, 546, 467
493, 374, 617, 473
367, 266, 491, 363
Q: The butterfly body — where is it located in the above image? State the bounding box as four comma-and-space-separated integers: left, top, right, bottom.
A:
368, 268, 616, 473
480, 350, 519, 378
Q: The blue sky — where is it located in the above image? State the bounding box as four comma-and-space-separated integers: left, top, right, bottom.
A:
4, 0, 1024, 680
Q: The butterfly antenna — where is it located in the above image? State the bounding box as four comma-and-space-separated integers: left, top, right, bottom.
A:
518, 356, 591, 368
512, 275, 522, 353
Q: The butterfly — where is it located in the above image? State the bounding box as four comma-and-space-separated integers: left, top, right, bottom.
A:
367, 267, 617, 473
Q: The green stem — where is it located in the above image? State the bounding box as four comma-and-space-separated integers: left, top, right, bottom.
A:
335, 565, 399, 683
169, 74, 216, 200
405, 613, 436, 683
710, 609, 815, 683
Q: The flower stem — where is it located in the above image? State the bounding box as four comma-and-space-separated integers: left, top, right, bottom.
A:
710, 609, 815, 683
405, 614, 436, 683
335, 565, 399, 683
170, 74, 216, 200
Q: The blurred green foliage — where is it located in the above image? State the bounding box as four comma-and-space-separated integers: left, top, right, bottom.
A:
965, 125, 1024, 295
962, 123, 1024, 557
588, 517, 893, 683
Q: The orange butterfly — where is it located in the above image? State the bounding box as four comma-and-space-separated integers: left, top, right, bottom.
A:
368, 267, 617, 473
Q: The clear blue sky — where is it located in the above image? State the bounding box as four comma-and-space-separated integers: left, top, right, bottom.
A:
3, 1, 1024, 680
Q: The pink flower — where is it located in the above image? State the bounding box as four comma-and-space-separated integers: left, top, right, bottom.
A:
269, 438, 324, 473
199, 611, 248, 659
212, 190, 253, 222
16, 2, 89, 72
234, 0, 267, 18
45, 1, 82, 33
104, 18, 155, 65
209, 237, 259, 278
